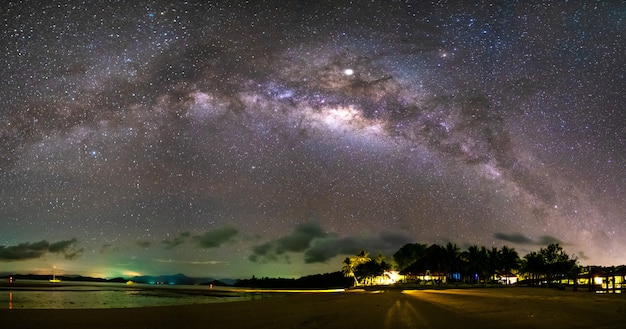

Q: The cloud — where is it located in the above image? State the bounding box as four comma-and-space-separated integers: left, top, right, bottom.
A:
136, 240, 151, 248
0, 239, 81, 261
193, 225, 238, 248
576, 250, 589, 261
153, 258, 227, 265
163, 231, 191, 249
302, 236, 359, 263
99, 244, 114, 254
304, 231, 413, 263
250, 221, 328, 263
62, 247, 84, 260
493, 232, 563, 246
135, 227, 238, 251
250, 222, 413, 263
537, 235, 562, 245
493, 232, 534, 244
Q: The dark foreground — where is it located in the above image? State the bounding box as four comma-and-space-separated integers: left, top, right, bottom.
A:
1, 287, 625, 329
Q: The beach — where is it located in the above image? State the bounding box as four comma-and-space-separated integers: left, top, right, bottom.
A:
2, 287, 625, 329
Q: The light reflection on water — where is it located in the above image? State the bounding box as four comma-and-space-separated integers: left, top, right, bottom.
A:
0, 281, 274, 309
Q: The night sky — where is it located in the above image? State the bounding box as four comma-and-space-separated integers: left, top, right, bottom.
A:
1, 1, 624, 279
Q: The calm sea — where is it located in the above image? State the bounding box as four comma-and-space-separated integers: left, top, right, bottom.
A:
0, 281, 271, 309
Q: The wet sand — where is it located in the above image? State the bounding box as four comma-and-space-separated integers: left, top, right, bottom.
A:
1, 287, 625, 329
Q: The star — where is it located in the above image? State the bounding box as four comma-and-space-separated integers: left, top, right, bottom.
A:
0, 0, 623, 279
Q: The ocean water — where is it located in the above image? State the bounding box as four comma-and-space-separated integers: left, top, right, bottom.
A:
0, 281, 269, 309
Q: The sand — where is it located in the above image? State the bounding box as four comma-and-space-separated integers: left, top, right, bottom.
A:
1, 287, 625, 329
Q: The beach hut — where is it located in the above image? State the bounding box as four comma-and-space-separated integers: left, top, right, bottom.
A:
497, 272, 518, 285
400, 265, 447, 284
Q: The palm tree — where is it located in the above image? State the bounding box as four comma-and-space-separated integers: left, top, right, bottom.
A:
522, 251, 545, 286
462, 245, 489, 283
354, 250, 371, 265
443, 242, 461, 282
498, 245, 520, 284
499, 246, 520, 271
342, 251, 371, 286
342, 257, 359, 286
487, 247, 500, 282
355, 254, 390, 285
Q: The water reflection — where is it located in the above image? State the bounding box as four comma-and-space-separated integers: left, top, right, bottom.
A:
0, 281, 300, 309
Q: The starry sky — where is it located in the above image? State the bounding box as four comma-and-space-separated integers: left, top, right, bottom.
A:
1, 1, 624, 280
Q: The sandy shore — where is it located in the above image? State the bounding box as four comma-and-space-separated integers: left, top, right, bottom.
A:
1, 287, 625, 329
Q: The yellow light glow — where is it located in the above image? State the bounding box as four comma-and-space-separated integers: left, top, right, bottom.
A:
123, 270, 142, 277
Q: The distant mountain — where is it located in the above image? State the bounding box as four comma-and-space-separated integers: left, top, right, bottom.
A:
0, 273, 126, 283
215, 278, 237, 286
1, 272, 237, 286
199, 279, 230, 287
130, 273, 217, 285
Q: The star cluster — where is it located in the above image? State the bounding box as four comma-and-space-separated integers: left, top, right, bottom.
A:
0, 1, 624, 278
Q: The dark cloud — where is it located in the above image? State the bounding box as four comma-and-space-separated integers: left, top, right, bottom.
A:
537, 235, 562, 245
304, 231, 413, 263
163, 231, 191, 250
494, 232, 563, 246
49, 238, 78, 252
577, 251, 589, 261
136, 241, 151, 248
493, 232, 534, 245
99, 244, 113, 254
379, 231, 415, 247
62, 247, 84, 260
153, 258, 226, 265
193, 225, 238, 249
270, 221, 327, 253
0, 239, 81, 261
250, 221, 413, 263
302, 236, 359, 263
249, 221, 328, 263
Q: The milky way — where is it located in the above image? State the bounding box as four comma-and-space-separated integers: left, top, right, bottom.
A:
1, 1, 624, 278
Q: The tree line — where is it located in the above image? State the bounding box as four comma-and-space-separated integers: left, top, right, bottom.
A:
234, 272, 352, 288
343, 242, 579, 286
235, 242, 579, 289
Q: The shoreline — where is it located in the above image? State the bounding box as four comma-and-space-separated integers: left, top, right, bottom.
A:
1, 287, 625, 329
0, 280, 348, 309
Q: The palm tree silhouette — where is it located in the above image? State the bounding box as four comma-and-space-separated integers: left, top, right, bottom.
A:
498, 245, 520, 284
462, 245, 489, 283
